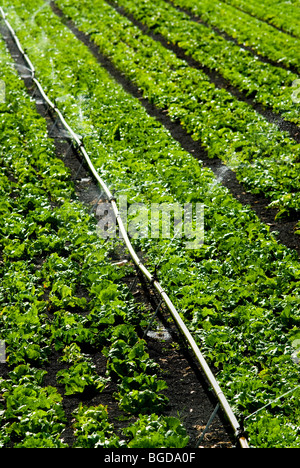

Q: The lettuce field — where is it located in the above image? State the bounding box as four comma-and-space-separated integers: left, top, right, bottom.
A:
0, 0, 300, 449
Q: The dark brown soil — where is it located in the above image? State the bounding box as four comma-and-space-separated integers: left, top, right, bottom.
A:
146, 334, 235, 449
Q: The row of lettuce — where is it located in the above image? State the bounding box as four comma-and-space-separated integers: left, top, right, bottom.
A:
0, 37, 188, 448
2, 0, 300, 447
168, 0, 300, 70
221, 0, 300, 38
53, 0, 300, 216
113, 0, 299, 125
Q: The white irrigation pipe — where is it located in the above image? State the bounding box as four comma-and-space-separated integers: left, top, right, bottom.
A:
0, 8, 249, 448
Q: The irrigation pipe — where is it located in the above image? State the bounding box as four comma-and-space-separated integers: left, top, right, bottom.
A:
0, 8, 249, 448
244, 385, 300, 424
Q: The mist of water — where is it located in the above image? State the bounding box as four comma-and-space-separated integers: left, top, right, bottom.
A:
208, 165, 231, 193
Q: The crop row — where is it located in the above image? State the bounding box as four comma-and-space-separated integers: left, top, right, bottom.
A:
0, 35, 187, 448
56, 0, 300, 215
220, 0, 300, 38
168, 0, 300, 72
113, 0, 299, 124
3, 0, 300, 447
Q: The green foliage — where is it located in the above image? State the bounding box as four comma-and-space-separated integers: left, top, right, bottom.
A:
246, 413, 300, 448
116, 375, 169, 414
103, 325, 169, 415
221, 0, 300, 39
1, 0, 300, 448
115, 0, 299, 124
56, 0, 300, 213
0, 365, 66, 442
14, 435, 68, 448
104, 325, 159, 379
57, 348, 109, 396
72, 404, 125, 448
123, 414, 189, 448
0, 34, 165, 447
169, 0, 300, 70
